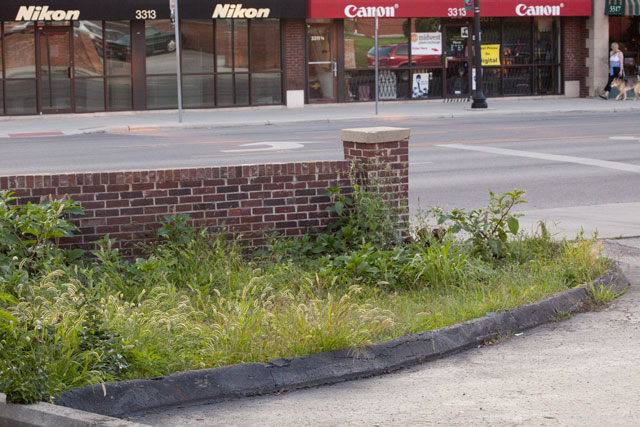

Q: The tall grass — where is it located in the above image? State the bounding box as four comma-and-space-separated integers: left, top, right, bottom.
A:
0, 190, 610, 403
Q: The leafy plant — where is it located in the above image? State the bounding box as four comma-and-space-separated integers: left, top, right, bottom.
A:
586, 283, 626, 306
0, 190, 83, 275
432, 189, 526, 259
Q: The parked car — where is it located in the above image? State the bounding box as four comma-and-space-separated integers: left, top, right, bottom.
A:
367, 43, 440, 68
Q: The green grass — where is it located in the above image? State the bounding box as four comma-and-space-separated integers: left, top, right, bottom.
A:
0, 189, 612, 404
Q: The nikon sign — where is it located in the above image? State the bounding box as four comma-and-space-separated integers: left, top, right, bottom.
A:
0, 0, 305, 21
15, 5, 80, 21
212, 4, 270, 18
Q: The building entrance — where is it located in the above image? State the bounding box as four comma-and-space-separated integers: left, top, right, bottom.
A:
307, 22, 337, 103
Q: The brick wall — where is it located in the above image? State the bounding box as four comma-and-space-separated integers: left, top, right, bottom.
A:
283, 19, 306, 91
563, 17, 590, 97
1, 129, 409, 255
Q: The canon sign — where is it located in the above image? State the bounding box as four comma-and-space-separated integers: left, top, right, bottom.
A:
344, 4, 398, 18
515, 3, 563, 16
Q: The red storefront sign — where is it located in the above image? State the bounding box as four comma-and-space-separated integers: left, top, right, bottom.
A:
308, 0, 592, 19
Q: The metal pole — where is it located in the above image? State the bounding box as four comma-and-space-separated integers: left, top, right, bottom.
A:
471, 0, 487, 108
174, 0, 184, 122
374, 11, 379, 115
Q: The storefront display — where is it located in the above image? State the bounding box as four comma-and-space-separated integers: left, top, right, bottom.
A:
606, 1, 640, 78
0, 0, 594, 114
307, 0, 585, 102
0, 0, 303, 114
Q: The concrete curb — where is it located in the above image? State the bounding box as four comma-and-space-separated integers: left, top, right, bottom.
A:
0, 393, 144, 427
78, 106, 640, 136
47, 265, 630, 419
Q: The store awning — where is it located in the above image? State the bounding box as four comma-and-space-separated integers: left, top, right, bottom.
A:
308, 0, 592, 19
606, 0, 640, 16
0, 0, 307, 21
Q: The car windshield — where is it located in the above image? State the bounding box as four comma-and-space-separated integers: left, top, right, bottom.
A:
367, 46, 394, 57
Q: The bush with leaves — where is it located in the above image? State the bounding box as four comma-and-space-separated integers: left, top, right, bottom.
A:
0, 190, 83, 280
431, 189, 526, 259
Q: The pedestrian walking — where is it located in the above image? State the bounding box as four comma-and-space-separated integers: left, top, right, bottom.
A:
600, 42, 625, 100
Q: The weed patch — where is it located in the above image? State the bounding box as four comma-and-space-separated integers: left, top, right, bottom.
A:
0, 189, 610, 403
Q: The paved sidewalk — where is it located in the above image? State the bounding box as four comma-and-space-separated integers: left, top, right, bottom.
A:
1, 96, 639, 138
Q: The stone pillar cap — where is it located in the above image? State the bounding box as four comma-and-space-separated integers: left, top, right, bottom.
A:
341, 127, 410, 144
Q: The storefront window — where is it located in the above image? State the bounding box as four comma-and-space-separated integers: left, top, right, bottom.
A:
4, 22, 37, 114
534, 17, 560, 95
480, 18, 502, 97
75, 78, 105, 112
343, 18, 410, 101
182, 20, 214, 74
609, 16, 640, 77
503, 18, 532, 65
107, 76, 131, 111
73, 20, 104, 112
106, 21, 131, 76
105, 21, 131, 110
74, 20, 104, 77
250, 19, 281, 104
146, 20, 177, 109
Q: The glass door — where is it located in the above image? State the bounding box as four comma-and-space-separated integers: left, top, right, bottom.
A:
307, 23, 336, 103
38, 27, 73, 113
443, 23, 472, 98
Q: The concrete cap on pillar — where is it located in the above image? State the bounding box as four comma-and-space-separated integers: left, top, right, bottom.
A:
341, 127, 410, 144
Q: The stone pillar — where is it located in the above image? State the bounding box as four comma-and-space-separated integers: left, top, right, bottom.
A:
585, 0, 610, 97
341, 127, 410, 230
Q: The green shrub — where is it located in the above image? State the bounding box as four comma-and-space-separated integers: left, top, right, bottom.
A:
432, 189, 526, 259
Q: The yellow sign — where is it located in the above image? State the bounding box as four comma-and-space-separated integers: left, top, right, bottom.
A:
481, 44, 500, 66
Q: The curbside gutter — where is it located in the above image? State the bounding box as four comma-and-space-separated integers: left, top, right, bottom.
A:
6, 267, 629, 424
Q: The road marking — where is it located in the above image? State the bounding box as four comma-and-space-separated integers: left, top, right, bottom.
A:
192, 148, 338, 159
440, 144, 640, 174
413, 133, 639, 147
221, 141, 323, 153
609, 136, 640, 141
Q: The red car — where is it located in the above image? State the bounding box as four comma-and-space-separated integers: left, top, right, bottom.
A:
367, 43, 441, 68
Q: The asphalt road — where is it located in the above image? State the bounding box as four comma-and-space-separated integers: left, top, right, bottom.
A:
2, 111, 640, 216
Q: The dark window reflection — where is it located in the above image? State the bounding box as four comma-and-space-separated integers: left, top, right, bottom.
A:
107, 77, 131, 110
106, 21, 131, 76
181, 20, 214, 74
251, 73, 281, 104
145, 20, 177, 75
250, 20, 280, 72
73, 20, 104, 77
4, 21, 36, 78
216, 20, 233, 73
217, 74, 234, 106
5, 79, 37, 115
75, 78, 105, 112
147, 75, 177, 109
234, 20, 249, 72
183, 75, 215, 108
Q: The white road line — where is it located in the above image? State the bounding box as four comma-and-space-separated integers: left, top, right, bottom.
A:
221, 141, 322, 153
438, 144, 640, 174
